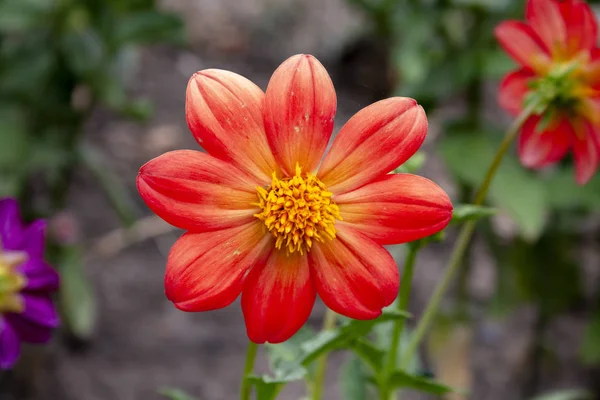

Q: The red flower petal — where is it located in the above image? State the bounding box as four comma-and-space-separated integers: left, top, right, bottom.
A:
572, 118, 600, 185
264, 54, 337, 175
241, 250, 315, 344
186, 69, 278, 183
318, 97, 427, 195
335, 174, 452, 245
137, 150, 259, 232
310, 224, 399, 320
495, 21, 551, 72
166, 222, 272, 312
584, 49, 600, 88
499, 69, 536, 117
518, 115, 573, 169
559, 0, 598, 55
526, 0, 566, 56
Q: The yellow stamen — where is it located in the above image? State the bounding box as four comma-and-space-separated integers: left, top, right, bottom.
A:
254, 163, 342, 255
0, 248, 27, 313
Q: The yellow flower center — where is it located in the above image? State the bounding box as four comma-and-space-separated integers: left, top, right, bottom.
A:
0, 248, 27, 314
254, 164, 342, 255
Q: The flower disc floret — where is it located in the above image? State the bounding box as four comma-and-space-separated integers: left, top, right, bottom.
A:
254, 164, 341, 255
0, 250, 27, 313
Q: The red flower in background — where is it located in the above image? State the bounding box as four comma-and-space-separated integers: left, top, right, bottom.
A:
137, 54, 452, 343
495, 0, 600, 184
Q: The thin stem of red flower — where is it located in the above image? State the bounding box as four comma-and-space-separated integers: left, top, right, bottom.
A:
380, 243, 420, 400
240, 340, 259, 400
398, 102, 538, 370
311, 308, 337, 400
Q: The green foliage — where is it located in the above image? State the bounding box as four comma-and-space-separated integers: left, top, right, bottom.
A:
78, 146, 139, 227
257, 310, 411, 396
0, 0, 184, 340
490, 232, 582, 317
580, 300, 600, 365
57, 245, 97, 340
339, 356, 371, 400
451, 204, 496, 224
392, 152, 426, 174
439, 125, 548, 240
387, 370, 453, 395
0, 0, 184, 209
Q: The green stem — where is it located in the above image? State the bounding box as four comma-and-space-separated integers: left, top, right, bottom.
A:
380, 244, 420, 400
398, 103, 537, 369
240, 341, 259, 400
311, 309, 337, 400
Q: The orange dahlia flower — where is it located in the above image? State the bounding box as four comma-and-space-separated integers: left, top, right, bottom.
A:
137, 54, 452, 343
495, 0, 600, 184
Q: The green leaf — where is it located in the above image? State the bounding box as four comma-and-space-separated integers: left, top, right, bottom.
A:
266, 326, 315, 366
451, 204, 496, 224
159, 388, 197, 400
0, 105, 28, 167
529, 389, 594, 400
114, 11, 184, 45
438, 127, 548, 240
0, 0, 54, 33
0, 38, 54, 96
247, 375, 288, 400
339, 356, 368, 400
60, 30, 105, 76
580, 303, 600, 365
388, 370, 453, 395
481, 48, 515, 79
373, 314, 421, 374
58, 246, 97, 340
491, 233, 582, 317
392, 152, 426, 174
546, 167, 600, 211
264, 327, 313, 384
78, 145, 139, 227
347, 339, 385, 372
300, 310, 410, 366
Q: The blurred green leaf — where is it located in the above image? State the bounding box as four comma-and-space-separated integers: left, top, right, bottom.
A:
159, 388, 197, 400
339, 356, 369, 400
60, 30, 105, 76
481, 49, 514, 80
373, 314, 421, 374
300, 310, 410, 366
58, 245, 97, 340
450, 0, 513, 12
580, 302, 600, 365
247, 376, 285, 400
0, 38, 54, 96
347, 338, 385, 372
529, 389, 594, 400
114, 11, 184, 45
0, 0, 54, 33
546, 168, 600, 212
393, 152, 426, 174
0, 104, 29, 166
387, 370, 454, 395
265, 326, 315, 384
491, 233, 582, 317
78, 145, 138, 227
438, 126, 548, 240
266, 326, 315, 368
451, 204, 497, 224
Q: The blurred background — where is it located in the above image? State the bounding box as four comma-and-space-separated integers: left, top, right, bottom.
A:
2, 0, 600, 399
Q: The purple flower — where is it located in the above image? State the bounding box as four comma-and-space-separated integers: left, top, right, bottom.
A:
0, 198, 59, 369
